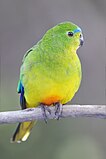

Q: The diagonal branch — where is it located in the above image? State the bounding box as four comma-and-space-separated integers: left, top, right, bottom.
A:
0, 105, 106, 124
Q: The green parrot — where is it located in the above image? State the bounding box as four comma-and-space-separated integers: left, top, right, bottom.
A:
12, 21, 84, 143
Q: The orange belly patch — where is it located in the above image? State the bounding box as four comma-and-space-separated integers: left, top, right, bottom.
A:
42, 96, 61, 106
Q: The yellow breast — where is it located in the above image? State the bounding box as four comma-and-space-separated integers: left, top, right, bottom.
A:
22, 50, 82, 107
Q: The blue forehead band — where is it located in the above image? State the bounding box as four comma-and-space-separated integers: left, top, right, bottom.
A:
74, 28, 81, 33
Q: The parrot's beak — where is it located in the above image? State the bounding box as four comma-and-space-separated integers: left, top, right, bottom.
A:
80, 34, 84, 46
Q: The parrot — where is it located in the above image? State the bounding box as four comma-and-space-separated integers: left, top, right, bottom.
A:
11, 21, 84, 143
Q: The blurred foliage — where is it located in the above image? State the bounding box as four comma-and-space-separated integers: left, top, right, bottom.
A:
0, 118, 105, 159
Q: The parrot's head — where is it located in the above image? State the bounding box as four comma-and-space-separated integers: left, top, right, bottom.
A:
43, 21, 84, 52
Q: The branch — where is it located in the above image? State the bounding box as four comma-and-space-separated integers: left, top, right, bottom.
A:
0, 105, 106, 124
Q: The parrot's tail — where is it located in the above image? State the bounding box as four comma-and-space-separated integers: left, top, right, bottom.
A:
11, 121, 36, 143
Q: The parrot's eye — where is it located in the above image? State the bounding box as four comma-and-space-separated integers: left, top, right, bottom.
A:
67, 32, 74, 37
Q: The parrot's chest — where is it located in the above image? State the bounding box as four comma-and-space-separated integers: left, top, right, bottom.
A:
24, 59, 82, 106
41, 73, 81, 105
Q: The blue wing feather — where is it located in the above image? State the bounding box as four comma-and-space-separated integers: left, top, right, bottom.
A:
17, 80, 26, 109
17, 80, 22, 93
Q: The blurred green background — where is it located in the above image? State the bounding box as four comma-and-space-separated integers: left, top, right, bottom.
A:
0, 0, 106, 159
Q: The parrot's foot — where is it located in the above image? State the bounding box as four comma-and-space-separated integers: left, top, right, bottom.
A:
40, 104, 51, 123
54, 102, 63, 120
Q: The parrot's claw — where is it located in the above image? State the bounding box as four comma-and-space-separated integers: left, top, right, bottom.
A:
40, 104, 51, 123
54, 102, 63, 120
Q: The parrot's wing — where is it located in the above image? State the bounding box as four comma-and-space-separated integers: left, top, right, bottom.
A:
13, 80, 35, 142
17, 80, 26, 109
22, 48, 34, 63
17, 80, 22, 93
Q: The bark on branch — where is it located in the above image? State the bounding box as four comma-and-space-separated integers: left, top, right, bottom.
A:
0, 105, 106, 124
